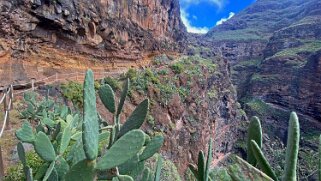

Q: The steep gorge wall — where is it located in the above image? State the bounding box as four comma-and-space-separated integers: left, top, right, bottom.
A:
203, 0, 321, 178
0, 0, 186, 84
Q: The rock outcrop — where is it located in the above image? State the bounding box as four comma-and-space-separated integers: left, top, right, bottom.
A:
202, 0, 321, 178
0, 0, 186, 84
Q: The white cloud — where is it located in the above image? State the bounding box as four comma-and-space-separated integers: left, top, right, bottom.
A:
215, 12, 235, 25
181, 10, 209, 34
179, 0, 231, 34
180, 0, 227, 10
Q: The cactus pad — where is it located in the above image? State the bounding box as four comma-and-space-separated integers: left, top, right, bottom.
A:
155, 155, 163, 181
250, 140, 278, 181
55, 156, 70, 180
16, 121, 35, 143
118, 99, 149, 138
247, 116, 262, 166
43, 161, 55, 181
99, 84, 116, 113
59, 125, 72, 155
140, 135, 164, 161
116, 79, 130, 116
34, 132, 56, 162
82, 70, 99, 160
65, 160, 95, 181
228, 156, 273, 181
142, 168, 151, 181
283, 112, 300, 181
96, 129, 145, 170
17, 142, 27, 166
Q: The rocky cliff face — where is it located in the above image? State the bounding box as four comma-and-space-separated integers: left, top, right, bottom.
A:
203, 0, 321, 122
203, 0, 321, 178
94, 54, 246, 176
0, 0, 186, 84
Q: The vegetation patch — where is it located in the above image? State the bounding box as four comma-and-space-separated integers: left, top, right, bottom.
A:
272, 41, 321, 58
209, 29, 267, 42
102, 76, 121, 91
233, 59, 262, 70
61, 81, 83, 108
250, 74, 279, 84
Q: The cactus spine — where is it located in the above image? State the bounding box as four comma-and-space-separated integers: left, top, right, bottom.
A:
282, 112, 300, 181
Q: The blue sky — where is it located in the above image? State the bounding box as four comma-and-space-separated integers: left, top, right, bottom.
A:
180, 0, 256, 34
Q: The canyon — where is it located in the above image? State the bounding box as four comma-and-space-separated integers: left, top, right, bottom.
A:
1, 0, 321, 180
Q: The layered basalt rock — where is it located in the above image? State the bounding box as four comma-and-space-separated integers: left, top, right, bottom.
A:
0, 0, 186, 84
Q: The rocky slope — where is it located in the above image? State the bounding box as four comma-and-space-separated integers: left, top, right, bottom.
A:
203, 0, 321, 179
93, 54, 246, 176
0, 0, 186, 85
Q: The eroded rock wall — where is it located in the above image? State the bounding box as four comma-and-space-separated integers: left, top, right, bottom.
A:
0, 0, 186, 84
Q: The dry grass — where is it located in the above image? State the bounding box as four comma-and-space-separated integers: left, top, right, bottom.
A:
0, 100, 23, 174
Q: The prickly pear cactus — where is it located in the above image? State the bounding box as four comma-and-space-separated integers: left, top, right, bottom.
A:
250, 140, 278, 181
155, 155, 163, 181
14, 70, 164, 181
140, 135, 164, 161
247, 116, 262, 166
34, 132, 56, 162
16, 121, 35, 143
228, 156, 273, 181
282, 112, 300, 181
99, 84, 116, 113
65, 160, 95, 181
117, 79, 130, 116
117, 99, 149, 138
96, 129, 146, 170
82, 70, 99, 160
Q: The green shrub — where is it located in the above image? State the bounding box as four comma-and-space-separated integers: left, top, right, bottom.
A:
26, 151, 44, 172
103, 76, 121, 91
4, 164, 25, 181
157, 69, 168, 75
170, 63, 184, 74
61, 81, 83, 107
153, 54, 171, 66
4, 151, 44, 181
147, 114, 155, 126
94, 80, 101, 90
125, 68, 138, 81
144, 68, 160, 84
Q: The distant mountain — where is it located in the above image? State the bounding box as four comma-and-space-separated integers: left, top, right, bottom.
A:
201, 0, 321, 179
207, 0, 321, 42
